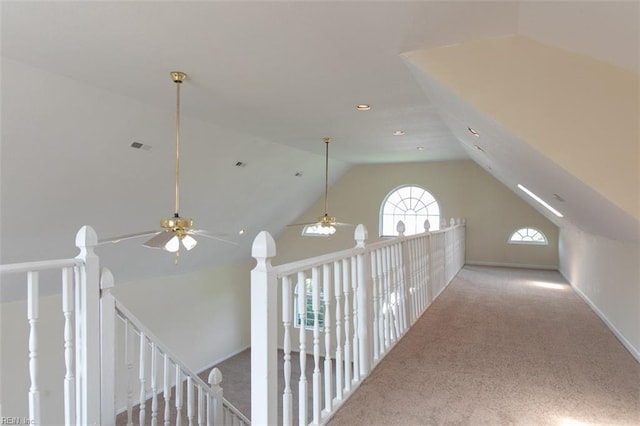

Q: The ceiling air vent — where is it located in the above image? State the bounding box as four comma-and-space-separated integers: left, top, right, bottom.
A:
130, 141, 151, 151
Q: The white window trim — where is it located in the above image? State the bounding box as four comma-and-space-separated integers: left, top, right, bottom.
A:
379, 184, 440, 237
508, 228, 549, 245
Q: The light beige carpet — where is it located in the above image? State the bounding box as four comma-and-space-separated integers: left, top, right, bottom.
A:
327, 266, 640, 426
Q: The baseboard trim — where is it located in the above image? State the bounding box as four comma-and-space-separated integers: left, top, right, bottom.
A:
196, 344, 251, 376
563, 278, 640, 364
465, 260, 558, 270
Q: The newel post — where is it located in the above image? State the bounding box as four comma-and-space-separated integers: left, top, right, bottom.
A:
251, 231, 278, 426
208, 368, 223, 425
100, 267, 116, 426
354, 224, 372, 376
75, 225, 101, 426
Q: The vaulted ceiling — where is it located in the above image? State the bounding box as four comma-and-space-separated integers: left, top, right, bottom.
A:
1, 1, 637, 294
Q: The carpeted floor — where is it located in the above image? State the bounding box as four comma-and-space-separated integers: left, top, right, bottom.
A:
121, 266, 640, 425
326, 266, 640, 426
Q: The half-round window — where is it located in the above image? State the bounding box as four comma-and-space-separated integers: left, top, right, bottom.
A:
380, 185, 440, 237
508, 228, 548, 245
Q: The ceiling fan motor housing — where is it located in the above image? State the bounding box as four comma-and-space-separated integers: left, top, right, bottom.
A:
319, 214, 336, 225
161, 217, 192, 236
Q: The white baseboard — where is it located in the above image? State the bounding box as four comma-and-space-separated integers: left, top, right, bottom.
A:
465, 260, 558, 270
196, 344, 251, 376
564, 279, 640, 364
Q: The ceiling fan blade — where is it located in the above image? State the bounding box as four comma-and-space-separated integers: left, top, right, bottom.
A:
98, 230, 161, 245
287, 221, 318, 227
190, 229, 239, 246
143, 230, 177, 249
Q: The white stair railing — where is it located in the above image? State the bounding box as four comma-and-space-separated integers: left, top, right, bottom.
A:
0, 225, 102, 425
250, 219, 466, 426
2, 225, 250, 426
100, 279, 250, 426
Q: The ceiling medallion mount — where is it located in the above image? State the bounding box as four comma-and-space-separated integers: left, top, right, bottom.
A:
171, 71, 187, 83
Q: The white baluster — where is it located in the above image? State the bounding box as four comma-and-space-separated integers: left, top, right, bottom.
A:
351, 255, 359, 382
375, 249, 384, 356
151, 343, 158, 426
342, 258, 351, 393
333, 261, 343, 401
323, 263, 333, 414
62, 267, 76, 426
382, 247, 391, 350
311, 266, 321, 425
391, 243, 399, 333
187, 376, 194, 426
197, 384, 204, 426
208, 368, 223, 426
100, 268, 116, 426
125, 321, 134, 426
139, 333, 148, 426
27, 271, 40, 424
297, 271, 308, 426
175, 366, 183, 426
164, 354, 171, 426
371, 250, 380, 361
282, 275, 293, 426
73, 265, 82, 425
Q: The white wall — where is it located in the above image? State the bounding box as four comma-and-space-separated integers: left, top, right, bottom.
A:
0, 260, 252, 423
559, 226, 640, 361
275, 160, 559, 269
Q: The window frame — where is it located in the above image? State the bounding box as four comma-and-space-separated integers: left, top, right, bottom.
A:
379, 184, 441, 237
293, 278, 325, 330
508, 227, 549, 245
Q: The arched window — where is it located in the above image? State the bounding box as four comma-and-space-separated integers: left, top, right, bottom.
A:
380, 185, 440, 237
508, 227, 548, 245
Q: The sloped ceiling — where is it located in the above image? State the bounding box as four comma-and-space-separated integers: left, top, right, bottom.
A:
1, 1, 638, 298
405, 34, 639, 242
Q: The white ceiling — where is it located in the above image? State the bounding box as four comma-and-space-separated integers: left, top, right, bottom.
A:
1, 1, 637, 297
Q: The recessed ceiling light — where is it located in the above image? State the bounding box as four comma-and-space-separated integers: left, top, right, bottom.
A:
417, 146, 425, 151
468, 127, 480, 137
393, 130, 405, 136
235, 161, 247, 168
238, 229, 245, 235
356, 104, 371, 111
294, 171, 303, 177
474, 144, 485, 153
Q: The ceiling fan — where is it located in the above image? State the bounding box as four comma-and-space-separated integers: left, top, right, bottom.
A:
99, 71, 237, 258
289, 137, 354, 237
